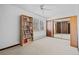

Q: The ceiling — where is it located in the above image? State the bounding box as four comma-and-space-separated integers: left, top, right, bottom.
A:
16, 4, 78, 19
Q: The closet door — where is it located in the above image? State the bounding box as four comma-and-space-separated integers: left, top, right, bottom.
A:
56, 22, 61, 33
68, 22, 70, 34
62, 21, 68, 34
70, 16, 78, 48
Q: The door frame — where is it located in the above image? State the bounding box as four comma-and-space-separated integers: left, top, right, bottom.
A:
46, 16, 78, 48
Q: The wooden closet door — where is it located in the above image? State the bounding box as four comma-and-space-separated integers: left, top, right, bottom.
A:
56, 22, 61, 33
62, 21, 68, 34
70, 16, 78, 48
68, 22, 70, 34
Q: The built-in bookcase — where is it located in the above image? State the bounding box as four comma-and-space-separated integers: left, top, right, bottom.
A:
20, 15, 33, 46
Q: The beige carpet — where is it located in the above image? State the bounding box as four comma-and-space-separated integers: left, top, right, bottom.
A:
0, 37, 79, 55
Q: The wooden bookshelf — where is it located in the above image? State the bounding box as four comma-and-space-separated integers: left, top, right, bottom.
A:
20, 15, 33, 46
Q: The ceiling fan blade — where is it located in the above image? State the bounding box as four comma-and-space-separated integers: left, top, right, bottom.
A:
43, 8, 52, 11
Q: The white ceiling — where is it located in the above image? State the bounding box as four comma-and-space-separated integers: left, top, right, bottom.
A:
16, 4, 79, 19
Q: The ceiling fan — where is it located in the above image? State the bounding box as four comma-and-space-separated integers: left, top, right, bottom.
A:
40, 4, 52, 11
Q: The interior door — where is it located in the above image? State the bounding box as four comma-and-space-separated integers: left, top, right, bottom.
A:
70, 16, 78, 48
46, 21, 52, 37
46, 20, 54, 37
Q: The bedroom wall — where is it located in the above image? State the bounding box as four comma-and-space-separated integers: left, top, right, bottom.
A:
0, 5, 46, 49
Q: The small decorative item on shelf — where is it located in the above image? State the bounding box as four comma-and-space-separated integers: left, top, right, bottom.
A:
20, 15, 33, 46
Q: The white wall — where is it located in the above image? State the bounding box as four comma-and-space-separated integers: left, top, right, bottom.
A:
0, 5, 21, 49
0, 5, 46, 49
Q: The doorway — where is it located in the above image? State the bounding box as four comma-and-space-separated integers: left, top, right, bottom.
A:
54, 17, 70, 40
46, 16, 78, 48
